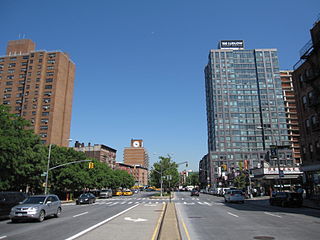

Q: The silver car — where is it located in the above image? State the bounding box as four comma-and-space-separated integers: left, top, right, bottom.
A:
224, 189, 245, 203
99, 189, 112, 198
9, 194, 61, 222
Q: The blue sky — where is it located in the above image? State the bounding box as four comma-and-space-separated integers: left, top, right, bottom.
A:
1, 1, 319, 171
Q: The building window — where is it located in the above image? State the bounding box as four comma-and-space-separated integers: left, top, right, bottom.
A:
46, 78, 53, 83
21, 62, 27, 66
42, 112, 49, 116
3, 94, 11, 98
9, 57, 16, 61
7, 75, 14, 80
3, 100, 10, 105
4, 87, 12, 92
46, 72, 54, 77
45, 85, 52, 89
40, 126, 48, 130
7, 69, 15, 74
8, 63, 16, 68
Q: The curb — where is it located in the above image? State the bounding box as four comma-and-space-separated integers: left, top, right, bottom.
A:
158, 202, 181, 240
151, 202, 167, 240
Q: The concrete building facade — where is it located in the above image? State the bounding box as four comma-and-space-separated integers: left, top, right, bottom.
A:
0, 39, 75, 147
204, 40, 294, 189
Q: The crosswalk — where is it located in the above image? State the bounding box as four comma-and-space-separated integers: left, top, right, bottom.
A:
63, 197, 225, 207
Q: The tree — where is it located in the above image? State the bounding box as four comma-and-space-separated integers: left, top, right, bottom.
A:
0, 105, 45, 192
185, 172, 200, 186
150, 156, 179, 190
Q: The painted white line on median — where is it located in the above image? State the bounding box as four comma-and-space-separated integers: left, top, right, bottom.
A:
73, 212, 88, 218
227, 212, 239, 218
264, 212, 282, 218
0, 236, 7, 239
65, 204, 139, 240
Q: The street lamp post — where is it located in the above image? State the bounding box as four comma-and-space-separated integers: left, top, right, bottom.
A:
152, 160, 188, 197
44, 144, 52, 195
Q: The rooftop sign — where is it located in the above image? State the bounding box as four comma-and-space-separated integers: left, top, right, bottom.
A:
219, 40, 244, 49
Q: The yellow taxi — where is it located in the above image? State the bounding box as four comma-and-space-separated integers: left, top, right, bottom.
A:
113, 189, 123, 196
122, 190, 133, 196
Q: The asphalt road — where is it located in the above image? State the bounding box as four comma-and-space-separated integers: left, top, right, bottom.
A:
175, 191, 320, 240
0, 192, 165, 240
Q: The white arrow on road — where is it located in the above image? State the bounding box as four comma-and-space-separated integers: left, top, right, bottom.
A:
124, 217, 148, 222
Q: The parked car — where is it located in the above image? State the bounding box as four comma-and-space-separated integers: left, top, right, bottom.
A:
0, 192, 28, 219
191, 189, 200, 196
123, 190, 133, 196
224, 189, 245, 203
9, 194, 61, 222
76, 193, 96, 204
99, 189, 112, 198
269, 192, 303, 207
113, 189, 123, 196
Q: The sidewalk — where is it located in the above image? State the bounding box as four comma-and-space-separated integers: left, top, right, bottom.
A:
246, 196, 320, 210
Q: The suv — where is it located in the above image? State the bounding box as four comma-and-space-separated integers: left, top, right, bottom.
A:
269, 192, 303, 207
99, 189, 112, 198
9, 194, 61, 222
0, 192, 28, 219
224, 189, 245, 203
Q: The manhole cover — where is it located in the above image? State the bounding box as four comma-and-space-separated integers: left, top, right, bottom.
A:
253, 237, 275, 240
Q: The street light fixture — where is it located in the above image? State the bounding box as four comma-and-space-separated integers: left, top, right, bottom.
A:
44, 139, 73, 194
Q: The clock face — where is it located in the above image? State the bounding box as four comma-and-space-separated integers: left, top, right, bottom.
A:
133, 141, 140, 147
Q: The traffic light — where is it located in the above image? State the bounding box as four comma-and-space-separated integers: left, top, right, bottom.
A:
88, 162, 94, 169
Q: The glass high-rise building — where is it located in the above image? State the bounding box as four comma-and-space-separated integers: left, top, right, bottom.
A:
204, 41, 291, 185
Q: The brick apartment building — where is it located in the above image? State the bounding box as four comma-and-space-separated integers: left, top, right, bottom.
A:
73, 142, 117, 169
123, 139, 149, 168
292, 17, 320, 201
116, 162, 148, 186
0, 39, 75, 147
280, 70, 301, 164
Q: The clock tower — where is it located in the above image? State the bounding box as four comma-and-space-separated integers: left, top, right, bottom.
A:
124, 139, 149, 168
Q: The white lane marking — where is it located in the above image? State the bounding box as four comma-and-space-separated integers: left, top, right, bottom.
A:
73, 212, 88, 218
264, 212, 282, 218
110, 202, 118, 206
0, 236, 7, 239
128, 202, 133, 204
184, 202, 195, 205
124, 217, 147, 222
203, 202, 212, 206
197, 202, 205, 205
66, 204, 139, 240
227, 212, 239, 218
120, 201, 127, 205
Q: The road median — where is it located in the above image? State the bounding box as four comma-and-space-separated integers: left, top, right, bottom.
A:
157, 202, 181, 240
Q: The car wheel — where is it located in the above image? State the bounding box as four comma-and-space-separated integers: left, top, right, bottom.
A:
224, 198, 227, 203
11, 219, 18, 223
281, 201, 286, 208
54, 207, 62, 218
38, 210, 45, 222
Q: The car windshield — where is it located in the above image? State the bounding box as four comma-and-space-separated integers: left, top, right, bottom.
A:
232, 191, 243, 194
80, 194, 90, 198
23, 196, 46, 204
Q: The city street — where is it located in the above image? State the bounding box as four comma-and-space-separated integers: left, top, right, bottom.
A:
0, 192, 165, 240
175, 192, 320, 240
1, 191, 320, 240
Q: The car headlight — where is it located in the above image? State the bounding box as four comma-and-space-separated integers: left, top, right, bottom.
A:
84, 198, 88, 201
29, 207, 39, 211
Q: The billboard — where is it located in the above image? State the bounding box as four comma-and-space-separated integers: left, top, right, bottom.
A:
219, 40, 244, 49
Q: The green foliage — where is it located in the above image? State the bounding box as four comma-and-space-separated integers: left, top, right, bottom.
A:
150, 156, 179, 189
185, 172, 200, 186
0, 105, 135, 194
0, 105, 44, 192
